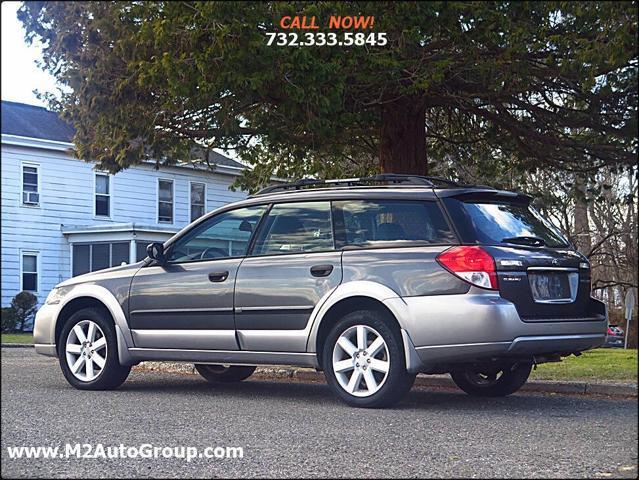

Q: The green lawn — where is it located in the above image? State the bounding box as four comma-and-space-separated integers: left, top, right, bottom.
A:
1, 333, 34, 344
530, 348, 638, 382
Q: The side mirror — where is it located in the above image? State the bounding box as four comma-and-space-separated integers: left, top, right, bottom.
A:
239, 220, 253, 233
146, 242, 166, 264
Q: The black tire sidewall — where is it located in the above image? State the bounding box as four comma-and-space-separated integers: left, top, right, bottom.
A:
194, 364, 256, 383
57, 307, 130, 390
451, 363, 533, 397
322, 309, 414, 408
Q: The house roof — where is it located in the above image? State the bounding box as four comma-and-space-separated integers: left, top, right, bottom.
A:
204, 150, 245, 170
1, 100, 75, 142
0, 100, 245, 170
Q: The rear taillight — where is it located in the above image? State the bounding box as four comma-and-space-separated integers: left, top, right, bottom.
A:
436, 246, 498, 290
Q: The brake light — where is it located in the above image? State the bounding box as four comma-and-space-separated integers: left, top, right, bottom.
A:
436, 246, 498, 290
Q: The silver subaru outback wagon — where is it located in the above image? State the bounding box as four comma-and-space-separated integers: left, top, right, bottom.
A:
34, 175, 607, 408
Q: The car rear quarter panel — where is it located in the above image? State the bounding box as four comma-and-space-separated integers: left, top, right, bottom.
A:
341, 246, 469, 297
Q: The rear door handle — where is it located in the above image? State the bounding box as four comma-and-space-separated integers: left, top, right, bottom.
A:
310, 264, 333, 277
208, 271, 229, 282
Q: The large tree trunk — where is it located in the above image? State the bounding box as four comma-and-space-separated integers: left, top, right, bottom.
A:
573, 174, 592, 256
379, 97, 427, 175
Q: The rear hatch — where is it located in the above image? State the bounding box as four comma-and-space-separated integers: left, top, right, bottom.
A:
440, 190, 605, 322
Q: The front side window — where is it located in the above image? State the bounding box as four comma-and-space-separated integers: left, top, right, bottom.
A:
72, 242, 130, 276
158, 179, 174, 223
22, 164, 39, 206
21, 252, 38, 291
252, 201, 334, 256
168, 205, 267, 263
95, 173, 110, 217
333, 200, 455, 248
190, 182, 206, 222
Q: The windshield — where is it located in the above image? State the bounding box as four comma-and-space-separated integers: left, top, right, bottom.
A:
443, 198, 569, 248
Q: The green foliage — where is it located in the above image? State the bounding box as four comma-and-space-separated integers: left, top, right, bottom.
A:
1, 307, 18, 333
19, 1, 638, 191
9, 291, 38, 332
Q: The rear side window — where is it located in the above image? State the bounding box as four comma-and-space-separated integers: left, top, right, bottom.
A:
333, 200, 456, 248
443, 198, 569, 248
252, 201, 334, 255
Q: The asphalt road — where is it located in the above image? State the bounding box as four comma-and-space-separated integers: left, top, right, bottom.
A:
1, 348, 637, 479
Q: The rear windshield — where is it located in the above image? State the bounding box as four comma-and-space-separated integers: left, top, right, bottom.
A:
332, 200, 456, 248
442, 198, 569, 248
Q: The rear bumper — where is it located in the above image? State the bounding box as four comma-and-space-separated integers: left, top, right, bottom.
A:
400, 333, 606, 373
387, 292, 607, 373
507, 333, 605, 354
602, 335, 625, 348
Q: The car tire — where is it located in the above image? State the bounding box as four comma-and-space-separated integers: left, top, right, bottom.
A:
322, 309, 415, 408
58, 307, 131, 390
450, 363, 533, 397
194, 364, 256, 383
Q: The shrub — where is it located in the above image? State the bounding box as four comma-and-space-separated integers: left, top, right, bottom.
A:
1, 307, 17, 333
10, 291, 38, 332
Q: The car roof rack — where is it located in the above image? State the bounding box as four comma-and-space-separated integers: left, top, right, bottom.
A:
254, 174, 461, 196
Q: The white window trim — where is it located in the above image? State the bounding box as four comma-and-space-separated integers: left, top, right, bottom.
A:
93, 172, 113, 219
20, 250, 40, 293
20, 161, 41, 208
157, 178, 174, 224
189, 181, 207, 223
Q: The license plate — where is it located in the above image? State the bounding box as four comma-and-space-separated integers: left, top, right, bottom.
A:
529, 272, 572, 301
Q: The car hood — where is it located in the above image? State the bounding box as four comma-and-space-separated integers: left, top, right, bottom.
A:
57, 262, 144, 288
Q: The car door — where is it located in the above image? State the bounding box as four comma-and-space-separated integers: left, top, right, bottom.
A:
128, 204, 268, 350
234, 201, 342, 352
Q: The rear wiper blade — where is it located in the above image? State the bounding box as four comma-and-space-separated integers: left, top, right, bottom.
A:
501, 236, 546, 247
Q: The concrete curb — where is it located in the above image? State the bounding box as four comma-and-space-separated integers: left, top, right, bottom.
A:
134, 362, 638, 397
1, 343, 34, 348
414, 375, 638, 397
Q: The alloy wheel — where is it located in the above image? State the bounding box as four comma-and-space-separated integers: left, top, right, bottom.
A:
332, 325, 390, 397
65, 320, 107, 382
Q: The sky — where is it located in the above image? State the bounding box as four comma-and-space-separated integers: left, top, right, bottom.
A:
1, 1, 59, 107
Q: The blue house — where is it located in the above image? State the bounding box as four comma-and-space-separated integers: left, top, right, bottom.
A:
1, 101, 248, 312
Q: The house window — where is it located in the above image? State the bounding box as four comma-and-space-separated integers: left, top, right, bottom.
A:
135, 241, 159, 261
22, 164, 40, 206
95, 173, 111, 217
190, 182, 206, 222
72, 243, 130, 276
111, 242, 129, 266
21, 252, 38, 292
158, 179, 174, 223
92, 243, 110, 271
